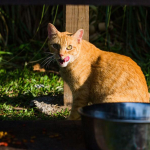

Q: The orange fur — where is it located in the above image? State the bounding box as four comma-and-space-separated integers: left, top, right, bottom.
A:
48, 23, 149, 120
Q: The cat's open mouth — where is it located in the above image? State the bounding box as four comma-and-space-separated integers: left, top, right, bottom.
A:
58, 56, 70, 65
58, 59, 64, 64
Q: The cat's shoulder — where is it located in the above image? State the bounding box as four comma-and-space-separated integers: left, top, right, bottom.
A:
93, 50, 139, 68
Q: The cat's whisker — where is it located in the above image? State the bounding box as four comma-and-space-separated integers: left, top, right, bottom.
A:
41, 58, 52, 67
46, 57, 55, 67
41, 60, 51, 68
44, 52, 54, 55
45, 58, 55, 69
41, 56, 55, 68
41, 56, 54, 65
28, 56, 49, 64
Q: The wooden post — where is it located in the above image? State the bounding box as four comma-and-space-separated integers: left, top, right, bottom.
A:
64, 5, 89, 106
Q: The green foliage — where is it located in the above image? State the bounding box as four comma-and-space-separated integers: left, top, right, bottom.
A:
0, 5, 55, 45
0, 67, 63, 99
0, 5, 65, 121
0, 67, 67, 121
0, 5, 61, 69
90, 6, 150, 60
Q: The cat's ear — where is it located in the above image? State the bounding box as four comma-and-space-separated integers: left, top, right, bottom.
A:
48, 23, 59, 39
72, 29, 84, 44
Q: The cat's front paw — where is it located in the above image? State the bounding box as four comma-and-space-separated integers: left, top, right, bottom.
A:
68, 114, 81, 120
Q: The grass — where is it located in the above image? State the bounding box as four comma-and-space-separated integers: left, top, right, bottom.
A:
0, 103, 70, 121
0, 67, 70, 121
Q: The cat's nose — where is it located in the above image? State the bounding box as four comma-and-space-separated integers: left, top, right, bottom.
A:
59, 54, 64, 58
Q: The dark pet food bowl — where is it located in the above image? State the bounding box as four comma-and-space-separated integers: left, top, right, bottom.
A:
78, 103, 150, 150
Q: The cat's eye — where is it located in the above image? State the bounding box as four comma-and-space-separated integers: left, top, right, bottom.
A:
66, 45, 72, 50
51, 44, 60, 50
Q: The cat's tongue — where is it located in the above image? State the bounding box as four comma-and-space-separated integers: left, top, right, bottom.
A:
59, 56, 70, 64
64, 56, 70, 62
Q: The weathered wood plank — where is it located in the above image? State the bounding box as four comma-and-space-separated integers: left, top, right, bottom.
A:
1, 0, 150, 5
63, 5, 89, 106
65, 5, 89, 41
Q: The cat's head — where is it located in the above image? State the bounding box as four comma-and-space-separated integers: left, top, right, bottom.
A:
47, 23, 84, 67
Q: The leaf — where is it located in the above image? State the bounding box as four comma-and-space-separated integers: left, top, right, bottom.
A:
0, 51, 12, 55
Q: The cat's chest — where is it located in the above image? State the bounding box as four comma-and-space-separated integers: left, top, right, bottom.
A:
60, 66, 91, 91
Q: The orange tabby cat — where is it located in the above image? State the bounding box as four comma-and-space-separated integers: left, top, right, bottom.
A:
48, 23, 149, 120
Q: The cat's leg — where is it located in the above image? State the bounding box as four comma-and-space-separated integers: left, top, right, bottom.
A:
68, 89, 89, 120
69, 100, 88, 120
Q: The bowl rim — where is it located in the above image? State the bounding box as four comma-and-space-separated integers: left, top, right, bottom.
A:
78, 102, 150, 123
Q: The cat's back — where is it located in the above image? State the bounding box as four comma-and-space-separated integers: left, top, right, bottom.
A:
90, 50, 149, 103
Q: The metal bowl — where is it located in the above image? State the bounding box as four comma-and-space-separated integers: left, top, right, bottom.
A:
78, 103, 150, 150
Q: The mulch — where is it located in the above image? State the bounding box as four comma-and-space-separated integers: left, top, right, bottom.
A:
0, 120, 86, 150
